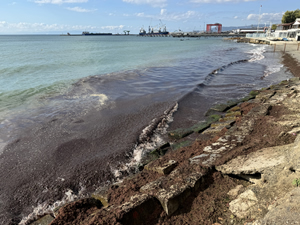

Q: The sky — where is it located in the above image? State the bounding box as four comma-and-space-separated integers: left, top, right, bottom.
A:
0, 0, 298, 34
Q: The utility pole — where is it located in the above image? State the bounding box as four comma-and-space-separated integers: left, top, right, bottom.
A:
257, 5, 262, 33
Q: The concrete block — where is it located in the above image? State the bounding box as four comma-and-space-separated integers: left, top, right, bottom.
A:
145, 160, 178, 175
30, 215, 54, 225
156, 184, 191, 215
118, 194, 162, 225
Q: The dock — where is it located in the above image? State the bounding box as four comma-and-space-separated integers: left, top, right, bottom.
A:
171, 33, 246, 38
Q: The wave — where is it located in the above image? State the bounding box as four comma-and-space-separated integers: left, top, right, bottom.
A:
19, 188, 87, 225
111, 103, 178, 181
19, 102, 179, 224
247, 45, 282, 79
202, 59, 249, 85
0, 81, 71, 114
247, 45, 266, 62
261, 64, 283, 79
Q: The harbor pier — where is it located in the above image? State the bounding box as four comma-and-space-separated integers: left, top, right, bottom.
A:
171, 32, 246, 38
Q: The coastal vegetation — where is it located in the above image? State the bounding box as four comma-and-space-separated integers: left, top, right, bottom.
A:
281, 9, 300, 23
292, 178, 300, 187
271, 9, 299, 31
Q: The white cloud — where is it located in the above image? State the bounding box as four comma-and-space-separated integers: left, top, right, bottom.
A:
247, 12, 283, 23
234, 16, 238, 19
122, 0, 167, 8
190, 0, 258, 3
34, 0, 88, 4
101, 25, 125, 30
0, 21, 125, 33
135, 10, 201, 21
160, 9, 166, 15
66, 7, 96, 12
136, 12, 145, 17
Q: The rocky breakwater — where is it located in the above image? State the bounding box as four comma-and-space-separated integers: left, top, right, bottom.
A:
217, 77, 300, 224
27, 76, 300, 224
225, 37, 270, 45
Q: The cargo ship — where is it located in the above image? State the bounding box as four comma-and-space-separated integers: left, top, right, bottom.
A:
139, 26, 169, 36
139, 20, 169, 36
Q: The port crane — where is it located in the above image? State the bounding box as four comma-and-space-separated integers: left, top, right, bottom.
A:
123, 30, 130, 35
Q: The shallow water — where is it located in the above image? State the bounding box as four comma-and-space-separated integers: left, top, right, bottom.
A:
0, 35, 293, 224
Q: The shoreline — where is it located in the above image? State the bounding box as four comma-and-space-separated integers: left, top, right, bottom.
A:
25, 41, 300, 224
1, 38, 275, 225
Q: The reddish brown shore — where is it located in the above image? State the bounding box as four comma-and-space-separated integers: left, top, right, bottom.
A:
28, 41, 300, 225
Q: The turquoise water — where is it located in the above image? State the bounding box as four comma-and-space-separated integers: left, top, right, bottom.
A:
0, 36, 207, 114
0, 35, 211, 92
0, 35, 246, 114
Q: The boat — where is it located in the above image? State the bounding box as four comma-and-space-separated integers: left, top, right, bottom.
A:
82, 31, 112, 36
139, 26, 169, 36
139, 28, 147, 35
139, 20, 169, 36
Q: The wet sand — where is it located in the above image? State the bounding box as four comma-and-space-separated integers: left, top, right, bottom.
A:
270, 41, 300, 59
280, 42, 300, 77
45, 43, 300, 224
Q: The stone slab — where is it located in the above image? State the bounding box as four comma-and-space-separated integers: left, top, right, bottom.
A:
216, 144, 289, 175
252, 188, 300, 225
30, 215, 54, 225
144, 160, 178, 175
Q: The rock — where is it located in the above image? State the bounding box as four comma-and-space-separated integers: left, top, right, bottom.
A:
210, 100, 239, 112
220, 116, 237, 122
140, 169, 204, 216
247, 104, 271, 116
227, 185, 244, 197
92, 187, 110, 208
290, 77, 300, 82
229, 190, 258, 219
241, 94, 256, 102
211, 120, 235, 128
140, 177, 165, 193
253, 188, 300, 225
144, 160, 178, 175
171, 140, 192, 151
201, 153, 222, 166
255, 91, 276, 101
149, 143, 171, 158
216, 144, 290, 179
196, 115, 222, 131
225, 111, 241, 117
202, 126, 225, 135
191, 119, 216, 133
168, 128, 194, 139
118, 194, 163, 225
189, 154, 210, 164
227, 106, 241, 112
30, 215, 54, 225
287, 127, 300, 135
51, 198, 103, 224
156, 184, 191, 215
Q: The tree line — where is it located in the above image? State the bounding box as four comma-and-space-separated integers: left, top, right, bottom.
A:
281, 9, 300, 23
271, 9, 299, 30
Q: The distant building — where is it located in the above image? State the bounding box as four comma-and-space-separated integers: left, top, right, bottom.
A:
273, 18, 300, 41
276, 22, 294, 31
232, 27, 267, 33
293, 18, 300, 29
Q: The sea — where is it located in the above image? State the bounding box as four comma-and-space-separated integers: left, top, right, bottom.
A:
0, 35, 293, 224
